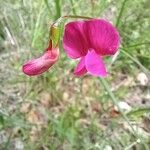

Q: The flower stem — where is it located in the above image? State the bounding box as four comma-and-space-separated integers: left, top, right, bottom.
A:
99, 78, 150, 150
52, 15, 93, 27
99, 78, 138, 137
62, 15, 93, 20
116, 0, 128, 27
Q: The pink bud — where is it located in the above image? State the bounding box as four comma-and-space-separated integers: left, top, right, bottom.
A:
22, 47, 59, 76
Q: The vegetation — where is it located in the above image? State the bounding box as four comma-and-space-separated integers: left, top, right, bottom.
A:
0, 0, 150, 149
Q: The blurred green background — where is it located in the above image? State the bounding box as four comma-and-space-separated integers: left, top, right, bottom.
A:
0, 0, 150, 149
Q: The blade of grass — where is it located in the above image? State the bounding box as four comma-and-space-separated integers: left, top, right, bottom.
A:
65, 0, 82, 15
99, 78, 141, 137
127, 107, 150, 117
121, 48, 150, 75
70, 0, 77, 15
99, 78, 149, 150
124, 139, 141, 150
31, 1, 45, 47
44, 0, 52, 15
54, 0, 61, 19
4, 131, 13, 150
90, 0, 95, 16
116, 0, 128, 27
125, 42, 150, 48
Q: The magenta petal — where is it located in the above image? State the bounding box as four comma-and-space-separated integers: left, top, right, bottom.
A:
22, 48, 59, 76
85, 19, 120, 55
85, 49, 107, 77
63, 21, 88, 59
74, 57, 87, 76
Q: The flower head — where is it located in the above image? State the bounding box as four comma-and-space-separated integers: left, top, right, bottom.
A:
63, 19, 120, 77
22, 25, 60, 76
22, 44, 59, 76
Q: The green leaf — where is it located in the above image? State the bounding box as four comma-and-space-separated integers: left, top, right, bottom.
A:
0, 114, 4, 126
50, 25, 60, 48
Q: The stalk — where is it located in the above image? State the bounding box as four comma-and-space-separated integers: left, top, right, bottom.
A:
98, 78, 144, 140
52, 15, 93, 27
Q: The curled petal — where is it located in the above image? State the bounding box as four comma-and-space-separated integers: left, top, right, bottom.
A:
85, 19, 120, 55
85, 49, 107, 77
74, 57, 87, 76
22, 48, 59, 76
63, 21, 88, 59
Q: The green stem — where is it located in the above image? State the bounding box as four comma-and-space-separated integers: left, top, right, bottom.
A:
52, 15, 93, 27
54, 0, 61, 19
99, 78, 137, 137
70, 0, 77, 15
62, 15, 93, 20
124, 42, 150, 48
99, 78, 149, 150
44, 0, 52, 15
121, 48, 150, 75
116, 0, 128, 27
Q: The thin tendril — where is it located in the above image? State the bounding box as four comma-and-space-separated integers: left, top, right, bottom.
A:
52, 15, 93, 26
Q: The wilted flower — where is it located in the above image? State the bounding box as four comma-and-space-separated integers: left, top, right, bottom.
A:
22, 25, 59, 76
22, 44, 59, 76
63, 19, 120, 77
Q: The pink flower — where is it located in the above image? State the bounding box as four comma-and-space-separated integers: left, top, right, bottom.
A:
63, 19, 120, 77
22, 45, 59, 76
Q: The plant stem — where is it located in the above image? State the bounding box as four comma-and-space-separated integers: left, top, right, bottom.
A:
121, 48, 150, 75
54, 0, 61, 19
125, 42, 150, 48
99, 78, 149, 150
116, 0, 128, 27
44, 0, 52, 15
62, 15, 93, 20
99, 78, 137, 137
70, 0, 77, 15
52, 15, 93, 27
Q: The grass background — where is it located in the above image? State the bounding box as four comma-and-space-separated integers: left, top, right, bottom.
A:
0, 0, 150, 149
